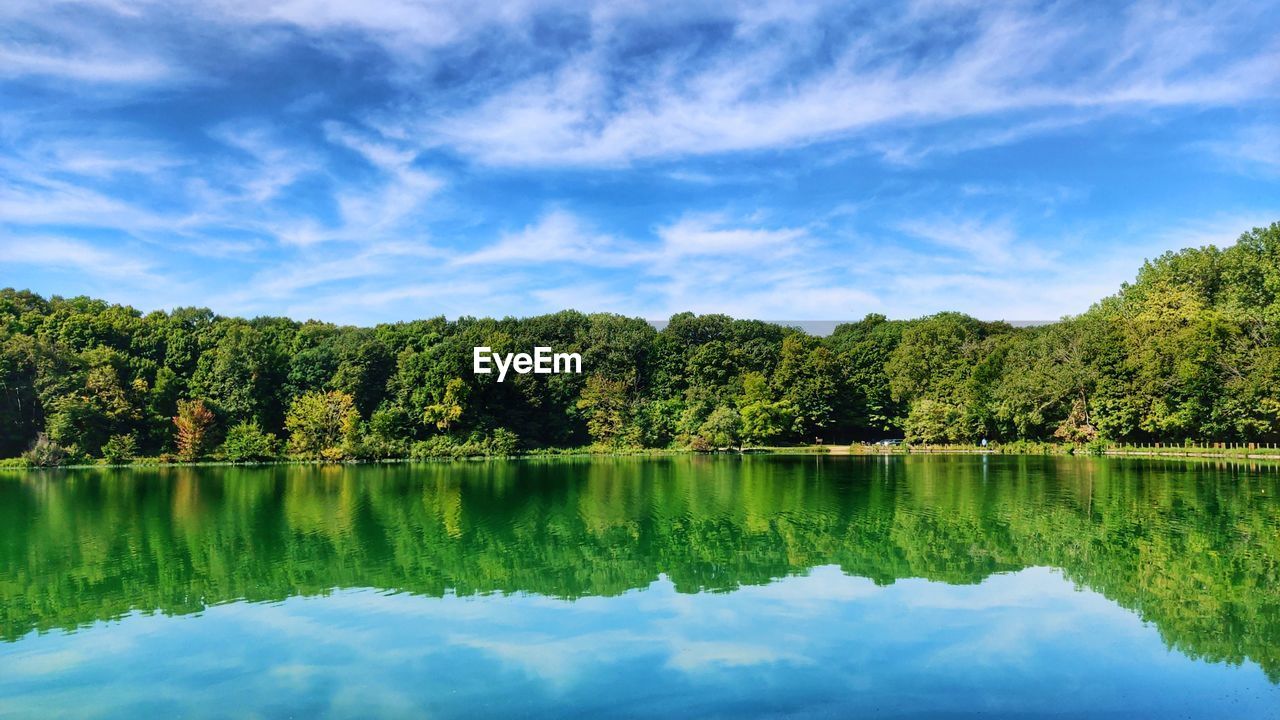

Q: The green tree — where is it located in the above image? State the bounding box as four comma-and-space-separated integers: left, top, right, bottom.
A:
773, 336, 840, 440
576, 374, 633, 447
826, 314, 906, 438
423, 378, 467, 433
698, 405, 742, 449
286, 390, 360, 461
738, 372, 793, 446
45, 348, 144, 458
190, 323, 286, 426
220, 421, 279, 462
100, 433, 137, 464
903, 398, 964, 444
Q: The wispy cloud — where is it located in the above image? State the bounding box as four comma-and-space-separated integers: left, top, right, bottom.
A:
0, 43, 174, 84
654, 213, 805, 259
897, 216, 1056, 268
453, 210, 626, 267
0, 235, 159, 281
0, 0, 1276, 322
409, 1, 1280, 166
1201, 125, 1280, 178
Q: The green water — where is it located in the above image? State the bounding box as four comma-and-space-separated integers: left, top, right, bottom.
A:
1, 455, 1278, 718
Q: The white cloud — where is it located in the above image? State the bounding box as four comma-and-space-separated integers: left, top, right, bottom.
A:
5, 0, 1276, 167
0, 177, 175, 231
0, 44, 173, 84
654, 213, 805, 258
453, 210, 625, 266
898, 216, 1035, 267
0, 0, 1274, 325
0, 235, 158, 281
407, 1, 1280, 166
323, 123, 445, 233
1202, 125, 1280, 177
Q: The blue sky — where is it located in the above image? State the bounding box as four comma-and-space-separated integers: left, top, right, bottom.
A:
1, 0, 1277, 324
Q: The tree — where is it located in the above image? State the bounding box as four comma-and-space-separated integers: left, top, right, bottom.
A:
41, 347, 147, 458
22, 433, 70, 467
773, 337, 840, 440
632, 397, 681, 448
190, 323, 286, 426
423, 378, 467, 433
286, 390, 359, 461
0, 334, 41, 457
100, 433, 137, 464
886, 312, 987, 405
173, 399, 215, 460
220, 421, 279, 462
903, 399, 963, 444
576, 374, 632, 446
3, 223, 1280, 458
698, 405, 742, 449
738, 372, 793, 446
740, 400, 793, 446
826, 314, 905, 438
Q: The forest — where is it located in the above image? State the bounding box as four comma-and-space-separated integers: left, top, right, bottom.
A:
1, 222, 1278, 464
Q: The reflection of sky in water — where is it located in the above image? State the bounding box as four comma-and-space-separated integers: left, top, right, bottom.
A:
2, 566, 1277, 719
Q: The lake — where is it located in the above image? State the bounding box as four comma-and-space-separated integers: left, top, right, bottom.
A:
1, 455, 1278, 718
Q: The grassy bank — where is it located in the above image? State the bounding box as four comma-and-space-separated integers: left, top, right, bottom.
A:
846, 440, 1280, 461
9, 440, 1280, 471
0, 444, 831, 470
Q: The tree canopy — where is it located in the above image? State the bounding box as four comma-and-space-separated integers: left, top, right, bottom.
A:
2, 222, 1278, 460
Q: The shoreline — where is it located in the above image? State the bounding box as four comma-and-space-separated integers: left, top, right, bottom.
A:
7, 442, 1280, 471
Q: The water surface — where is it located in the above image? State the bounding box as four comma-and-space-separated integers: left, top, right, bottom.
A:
1, 455, 1278, 718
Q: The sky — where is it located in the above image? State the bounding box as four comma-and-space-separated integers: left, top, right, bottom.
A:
1, 0, 1278, 325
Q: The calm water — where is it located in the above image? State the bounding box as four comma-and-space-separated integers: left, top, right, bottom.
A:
1, 455, 1279, 719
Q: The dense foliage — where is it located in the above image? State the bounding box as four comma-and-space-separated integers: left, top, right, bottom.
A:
2, 223, 1278, 461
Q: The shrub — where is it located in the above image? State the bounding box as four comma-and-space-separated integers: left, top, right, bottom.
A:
688, 435, 713, 452
221, 421, 279, 462
408, 430, 522, 459
359, 407, 411, 460
100, 433, 137, 464
23, 434, 70, 467
1084, 437, 1111, 456
488, 428, 520, 456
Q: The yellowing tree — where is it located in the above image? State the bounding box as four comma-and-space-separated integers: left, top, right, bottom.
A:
173, 399, 215, 461
423, 378, 467, 432
286, 390, 359, 461
576, 374, 631, 446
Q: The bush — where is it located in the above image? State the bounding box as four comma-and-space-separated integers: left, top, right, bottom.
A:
688, 435, 713, 452
23, 434, 71, 467
697, 406, 742, 449
488, 428, 520, 456
357, 408, 411, 460
1084, 437, 1111, 456
408, 430, 522, 459
100, 433, 138, 464
221, 421, 279, 462
0, 457, 30, 469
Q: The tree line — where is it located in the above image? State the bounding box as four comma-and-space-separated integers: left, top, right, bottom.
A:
1, 222, 1277, 463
